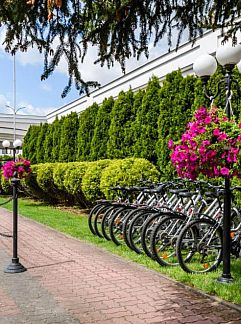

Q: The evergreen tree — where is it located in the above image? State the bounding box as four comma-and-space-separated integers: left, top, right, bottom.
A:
51, 117, 62, 162
36, 123, 49, 163
133, 76, 161, 163
23, 125, 41, 164
76, 102, 99, 161
59, 112, 79, 162
107, 89, 134, 159
124, 89, 145, 157
43, 123, 54, 163
157, 71, 197, 178
90, 97, 114, 161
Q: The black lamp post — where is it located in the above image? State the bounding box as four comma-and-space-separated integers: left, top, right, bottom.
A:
2, 139, 26, 273
193, 43, 241, 283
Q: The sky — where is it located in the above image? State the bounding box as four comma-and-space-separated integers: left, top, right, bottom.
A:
0, 28, 174, 117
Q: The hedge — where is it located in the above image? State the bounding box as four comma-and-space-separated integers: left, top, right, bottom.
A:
21, 158, 160, 206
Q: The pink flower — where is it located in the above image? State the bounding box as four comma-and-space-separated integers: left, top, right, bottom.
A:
220, 167, 230, 176
213, 128, 221, 136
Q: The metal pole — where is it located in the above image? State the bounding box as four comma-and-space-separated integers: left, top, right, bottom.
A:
217, 67, 233, 283
13, 53, 16, 143
4, 172, 26, 273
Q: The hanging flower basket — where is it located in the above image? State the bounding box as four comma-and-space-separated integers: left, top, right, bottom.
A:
169, 106, 241, 180
2, 159, 31, 180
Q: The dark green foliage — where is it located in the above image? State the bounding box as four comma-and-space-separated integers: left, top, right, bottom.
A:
23, 125, 41, 164
126, 89, 145, 156
90, 97, 114, 161
107, 89, 134, 159
51, 117, 62, 162
76, 103, 99, 161
36, 123, 49, 164
133, 77, 161, 163
157, 71, 197, 179
59, 112, 79, 162
43, 123, 54, 162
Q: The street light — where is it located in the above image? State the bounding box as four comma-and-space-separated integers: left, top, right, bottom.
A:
2, 139, 26, 273
193, 42, 241, 283
2, 138, 22, 161
5, 105, 26, 143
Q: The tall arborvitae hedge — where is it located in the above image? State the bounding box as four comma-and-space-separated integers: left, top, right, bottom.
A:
59, 112, 79, 162
107, 89, 134, 159
43, 123, 53, 162
76, 102, 99, 161
51, 117, 62, 162
133, 76, 161, 163
36, 123, 49, 164
125, 89, 145, 157
23, 125, 41, 164
157, 71, 197, 178
23, 69, 241, 176
90, 97, 114, 161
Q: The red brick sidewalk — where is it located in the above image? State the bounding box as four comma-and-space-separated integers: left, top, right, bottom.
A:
0, 207, 241, 324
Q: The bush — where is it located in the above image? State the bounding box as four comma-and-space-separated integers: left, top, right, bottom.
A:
0, 175, 12, 195
81, 160, 111, 201
100, 158, 160, 199
35, 163, 59, 203
21, 165, 48, 201
63, 162, 90, 207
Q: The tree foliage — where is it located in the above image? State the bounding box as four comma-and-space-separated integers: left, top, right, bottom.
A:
59, 112, 79, 162
76, 102, 99, 161
107, 89, 134, 159
1, 0, 239, 96
90, 97, 114, 161
133, 76, 160, 163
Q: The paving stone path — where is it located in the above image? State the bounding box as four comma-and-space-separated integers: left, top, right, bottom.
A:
0, 207, 241, 324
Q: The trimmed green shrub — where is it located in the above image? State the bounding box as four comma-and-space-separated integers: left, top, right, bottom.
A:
81, 159, 111, 201
63, 162, 90, 207
35, 163, 59, 203
100, 158, 160, 199
0, 175, 12, 195
21, 165, 48, 201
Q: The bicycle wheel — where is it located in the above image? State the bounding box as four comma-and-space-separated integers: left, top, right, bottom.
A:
176, 218, 223, 273
150, 214, 186, 266
88, 202, 108, 235
109, 207, 131, 246
94, 204, 114, 238
128, 210, 158, 254
101, 205, 119, 241
141, 212, 163, 259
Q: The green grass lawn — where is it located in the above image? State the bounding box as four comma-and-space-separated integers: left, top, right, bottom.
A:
1, 196, 241, 306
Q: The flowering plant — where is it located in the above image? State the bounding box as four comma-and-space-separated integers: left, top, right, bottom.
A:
2, 159, 31, 180
169, 106, 241, 180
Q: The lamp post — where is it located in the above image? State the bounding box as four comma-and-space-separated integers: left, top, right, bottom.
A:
2, 139, 26, 273
193, 43, 241, 283
5, 105, 26, 143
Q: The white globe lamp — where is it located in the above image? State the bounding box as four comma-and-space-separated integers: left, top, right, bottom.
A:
216, 43, 241, 67
193, 54, 217, 77
2, 140, 10, 148
13, 139, 22, 148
